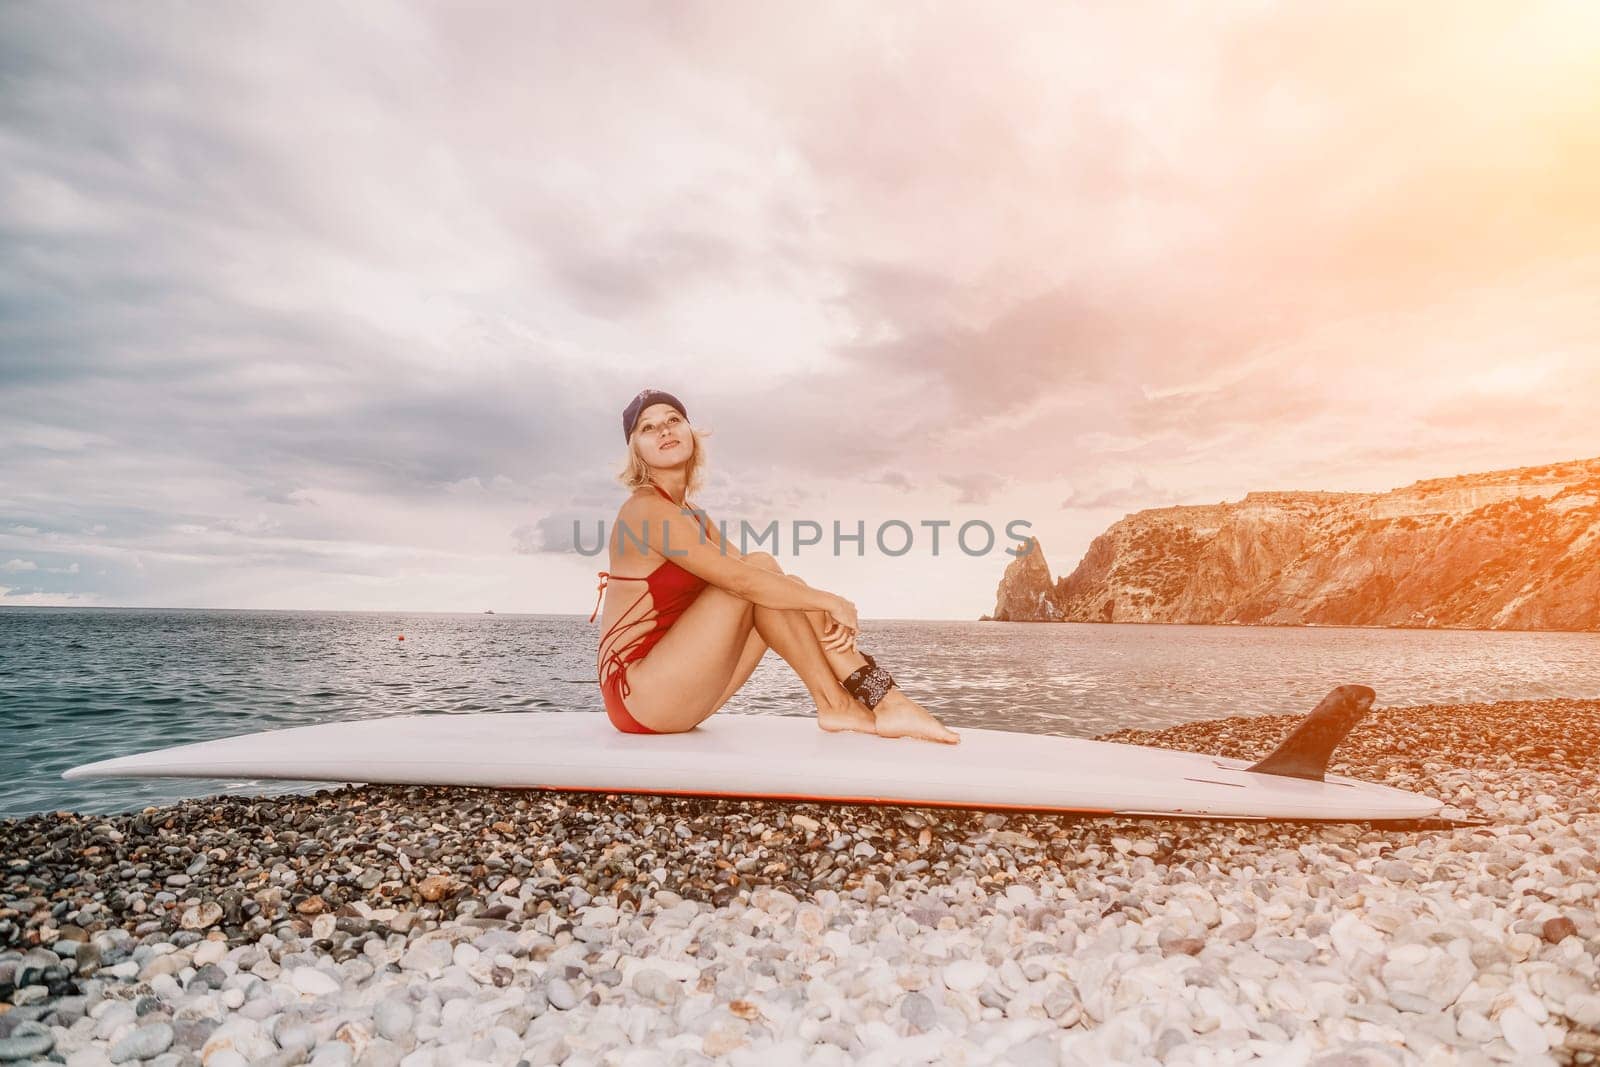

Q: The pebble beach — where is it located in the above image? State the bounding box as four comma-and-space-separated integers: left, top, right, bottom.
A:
2, 698, 1598, 1066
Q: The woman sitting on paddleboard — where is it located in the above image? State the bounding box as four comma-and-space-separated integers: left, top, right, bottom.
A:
590, 388, 959, 743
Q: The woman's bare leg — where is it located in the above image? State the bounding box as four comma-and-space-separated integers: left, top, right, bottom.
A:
623, 551, 953, 741
750, 601, 875, 734
623, 553, 867, 733
620, 585, 756, 732
707, 628, 768, 713
862, 688, 961, 744
741, 556, 873, 734
782, 574, 960, 744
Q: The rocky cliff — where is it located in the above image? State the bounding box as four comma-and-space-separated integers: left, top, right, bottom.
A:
990, 457, 1600, 631
983, 537, 1062, 622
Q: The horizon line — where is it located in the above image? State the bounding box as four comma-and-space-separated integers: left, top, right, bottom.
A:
0, 604, 982, 622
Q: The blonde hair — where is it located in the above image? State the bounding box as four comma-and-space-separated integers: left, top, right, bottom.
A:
617, 424, 713, 498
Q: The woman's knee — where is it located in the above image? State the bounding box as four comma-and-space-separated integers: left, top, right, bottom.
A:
745, 550, 783, 573
698, 582, 754, 618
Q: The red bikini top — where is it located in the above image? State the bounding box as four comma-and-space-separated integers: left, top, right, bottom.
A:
588, 483, 712, 625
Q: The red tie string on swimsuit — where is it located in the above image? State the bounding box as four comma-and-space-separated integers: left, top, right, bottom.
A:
591, 570, 658, 696
590, 486, 715, 700
589, 570, 652, 625
602, 647, 635, 698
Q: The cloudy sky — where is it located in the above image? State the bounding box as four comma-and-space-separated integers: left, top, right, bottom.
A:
2, 2, 1598, 618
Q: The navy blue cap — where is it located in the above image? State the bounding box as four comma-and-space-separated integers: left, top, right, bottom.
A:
622, 389, 688, 442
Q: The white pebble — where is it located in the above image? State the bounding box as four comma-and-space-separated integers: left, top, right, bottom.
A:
108, 1022, 174, 1064
942, 960, 989, 992
1565, 993, 1600, 1028
290, 966, 342, 998
440, 998, 474, 1028
1498, 1007, 1548, 1056
192, 940, 227, 967
375, 999, 415, 1041
547, 978, 578, 1011
65, 1051, 114, 1067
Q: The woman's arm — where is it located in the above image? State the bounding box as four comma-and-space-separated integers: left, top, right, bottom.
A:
631, 497, 846, 615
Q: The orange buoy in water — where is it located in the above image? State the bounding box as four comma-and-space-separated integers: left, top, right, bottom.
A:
398, 635, 405, 641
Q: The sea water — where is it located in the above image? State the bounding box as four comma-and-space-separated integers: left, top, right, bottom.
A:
3, 607, 1598, 818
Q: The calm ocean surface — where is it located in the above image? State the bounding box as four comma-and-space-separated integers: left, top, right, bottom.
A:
3, 608, 1598, 819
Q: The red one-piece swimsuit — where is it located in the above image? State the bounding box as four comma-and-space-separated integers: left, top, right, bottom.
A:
590, 484, 713, 734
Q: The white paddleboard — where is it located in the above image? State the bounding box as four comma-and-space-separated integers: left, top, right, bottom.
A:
63, 691, 1442, 822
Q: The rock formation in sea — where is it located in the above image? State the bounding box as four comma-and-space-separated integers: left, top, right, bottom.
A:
986, 456, 1600, 631
982, 537, 1062, 622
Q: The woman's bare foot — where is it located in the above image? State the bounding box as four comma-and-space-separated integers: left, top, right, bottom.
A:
872, 688, 960, 744
817, 692, 878, 735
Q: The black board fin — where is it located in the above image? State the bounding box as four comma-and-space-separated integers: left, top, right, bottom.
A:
1246, 685, 1375, 781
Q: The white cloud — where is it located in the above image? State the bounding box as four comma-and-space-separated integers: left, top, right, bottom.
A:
0, 588, 105, 606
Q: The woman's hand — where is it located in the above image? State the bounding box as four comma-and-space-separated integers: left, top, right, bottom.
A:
822, 595, 858, 654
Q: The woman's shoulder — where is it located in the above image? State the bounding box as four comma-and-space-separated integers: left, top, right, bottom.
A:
613, 487, 676, 533
616, 485, 662, 512
619, 484, 700, 510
